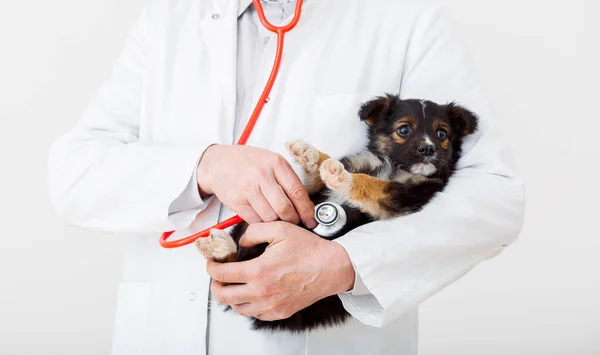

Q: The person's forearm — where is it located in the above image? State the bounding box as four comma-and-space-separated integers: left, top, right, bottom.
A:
49, 134, 211, 233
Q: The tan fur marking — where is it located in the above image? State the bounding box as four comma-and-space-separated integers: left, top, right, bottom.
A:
433, 120, 451, 149
349, 174, 391, 218
377, 136, 392, 152
392, 115, 418, 144
433, 119, 450, 133
306, 150, 331, 193
441, 139, 449, 149
309, 174, 325, 193
349, 173, 386, 200
317, 151, 330, 163
392, 133, 407, 144
394, 115, 417, 130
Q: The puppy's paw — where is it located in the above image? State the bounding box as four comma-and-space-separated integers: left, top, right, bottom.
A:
196, 236, 215, 260
409, 175, 427, 184
410, 175, 443, 186
196, 229, 238, 262
320, 158, 352, 191
285, 140, 320, 173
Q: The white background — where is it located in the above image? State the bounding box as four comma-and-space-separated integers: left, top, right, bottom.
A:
0, 0, 598, 354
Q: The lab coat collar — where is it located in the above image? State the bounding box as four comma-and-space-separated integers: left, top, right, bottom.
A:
238, 0, 252, 17
238, 0, 253, 16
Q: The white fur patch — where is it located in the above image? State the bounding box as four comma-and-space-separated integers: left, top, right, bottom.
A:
326, 190, 351, 207
420, 100, 427, 119
347, 151, 382, 171
410, 163, 437, 176
392, 170, 416, 183
376, 158, 393, 180
424, 135, 434, 146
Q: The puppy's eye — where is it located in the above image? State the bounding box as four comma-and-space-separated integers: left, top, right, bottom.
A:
437, 129, 447, 139
397, 125, 411, 137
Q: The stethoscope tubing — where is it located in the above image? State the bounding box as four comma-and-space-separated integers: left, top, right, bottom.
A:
160, 0, 305, 249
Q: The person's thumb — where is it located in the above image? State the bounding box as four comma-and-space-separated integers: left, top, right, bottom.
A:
239, 222, 283, 248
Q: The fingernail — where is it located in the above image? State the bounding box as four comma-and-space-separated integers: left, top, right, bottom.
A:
306, 218, 318, 229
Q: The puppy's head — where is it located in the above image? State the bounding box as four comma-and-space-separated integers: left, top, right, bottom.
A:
359, 94, 478, 177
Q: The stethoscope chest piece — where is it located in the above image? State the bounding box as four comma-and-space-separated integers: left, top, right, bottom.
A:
312, 202, 347, 238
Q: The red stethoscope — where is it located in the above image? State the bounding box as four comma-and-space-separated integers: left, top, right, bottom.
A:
160, 0, 305, 249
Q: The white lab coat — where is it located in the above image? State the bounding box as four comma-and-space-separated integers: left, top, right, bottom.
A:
47, 0, 525, 354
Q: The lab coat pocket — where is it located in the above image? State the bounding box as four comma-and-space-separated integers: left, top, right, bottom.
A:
310, 93, 375, 157
111, 281, 151, 355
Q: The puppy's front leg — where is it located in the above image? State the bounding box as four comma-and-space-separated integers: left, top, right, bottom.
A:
320, 159, 445, 219
196, 229, 238, 263
320, 158, 392, 219
286, 140, 331, 194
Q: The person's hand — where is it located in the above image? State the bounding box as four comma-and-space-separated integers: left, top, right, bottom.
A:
196, 145, 317, 228
206, 222, 355, 321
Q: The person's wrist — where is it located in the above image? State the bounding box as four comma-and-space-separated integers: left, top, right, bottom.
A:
322, 240, 356, 295
197, 144, 219, 197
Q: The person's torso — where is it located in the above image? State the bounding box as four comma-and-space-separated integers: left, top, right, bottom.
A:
112, 0, 429, 354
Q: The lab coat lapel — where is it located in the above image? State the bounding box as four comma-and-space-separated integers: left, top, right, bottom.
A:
198, 0, 238, 143
207, 0, 236, 14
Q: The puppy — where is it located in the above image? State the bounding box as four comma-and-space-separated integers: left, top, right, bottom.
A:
197, 94, 479, 333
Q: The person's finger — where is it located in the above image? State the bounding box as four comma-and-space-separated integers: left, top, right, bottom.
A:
247, 310, 283, 321
272, 160, 317, 229
259, 174, 299, 224
211, 282, 257, 307
238, 223, 278, 248
206, 259, 253, 284
234, 203, 262, 224
231, 302, 267, 318
247, 189, 280, 222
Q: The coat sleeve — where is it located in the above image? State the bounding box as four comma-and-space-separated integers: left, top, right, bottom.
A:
335, 3, 526, 327
47, 3, 214, 235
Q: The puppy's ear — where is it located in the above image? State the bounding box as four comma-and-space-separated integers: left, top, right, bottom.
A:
446, 102, 479, 136
359, 95, 393, 127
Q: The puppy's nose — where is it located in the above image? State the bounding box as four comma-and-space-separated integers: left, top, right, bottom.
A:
418, 143, 435, 157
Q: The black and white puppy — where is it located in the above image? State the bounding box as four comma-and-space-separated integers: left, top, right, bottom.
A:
197, 94, 479, 333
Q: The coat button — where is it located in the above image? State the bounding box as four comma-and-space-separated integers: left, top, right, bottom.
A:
189, 293, 196, 301
263, 37, 271, 45
212, 13, 220, 20
265, 97, 271, 103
